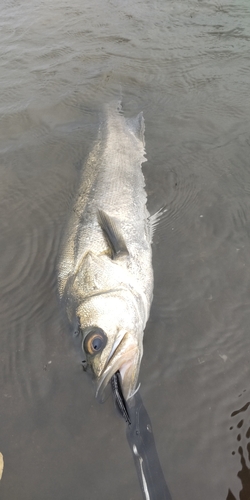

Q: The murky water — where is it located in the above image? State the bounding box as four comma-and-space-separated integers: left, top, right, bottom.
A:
1, 0, 250, 498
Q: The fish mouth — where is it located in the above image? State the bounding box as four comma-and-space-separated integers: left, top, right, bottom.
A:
96, 332, 141, 401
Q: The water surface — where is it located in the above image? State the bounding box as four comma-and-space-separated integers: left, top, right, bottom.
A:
1, 0, 250, 499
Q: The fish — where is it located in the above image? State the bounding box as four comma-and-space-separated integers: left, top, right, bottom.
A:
58, 101, 154, 400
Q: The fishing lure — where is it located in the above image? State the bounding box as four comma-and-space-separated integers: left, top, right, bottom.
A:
111, 371, 131, 425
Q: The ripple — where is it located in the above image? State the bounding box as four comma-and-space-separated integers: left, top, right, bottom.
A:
0, 134, 77, 400
151, 158, 201, 244
0, 193, 58, 328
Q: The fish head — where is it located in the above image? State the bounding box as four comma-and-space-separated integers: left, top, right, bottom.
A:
77, 292, 144, 400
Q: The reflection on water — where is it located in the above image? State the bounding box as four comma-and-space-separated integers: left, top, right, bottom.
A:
1, 0, 250, 498
227, 394, 250, 500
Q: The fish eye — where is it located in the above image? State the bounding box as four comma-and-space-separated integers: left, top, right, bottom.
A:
83, 327, 107, 356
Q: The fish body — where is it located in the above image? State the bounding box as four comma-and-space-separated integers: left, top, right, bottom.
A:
58, 101, 153, 400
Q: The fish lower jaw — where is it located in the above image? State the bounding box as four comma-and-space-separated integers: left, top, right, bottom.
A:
119, 359, 141, 399
95, 341, 140, 401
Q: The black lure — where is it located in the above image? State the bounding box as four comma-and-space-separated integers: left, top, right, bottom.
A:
111, 371, 131, 425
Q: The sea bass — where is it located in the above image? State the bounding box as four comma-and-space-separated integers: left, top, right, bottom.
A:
58, 101, 153, 400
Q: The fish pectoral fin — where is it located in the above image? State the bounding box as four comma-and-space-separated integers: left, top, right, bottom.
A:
126, 112, 145, 146
149, 204, 169, 240
97, 209, 129, 260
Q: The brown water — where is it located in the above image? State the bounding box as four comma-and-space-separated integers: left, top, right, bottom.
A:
1, 0, 250, 498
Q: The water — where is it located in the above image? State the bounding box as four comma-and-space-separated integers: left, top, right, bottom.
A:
1, 0, 250, 498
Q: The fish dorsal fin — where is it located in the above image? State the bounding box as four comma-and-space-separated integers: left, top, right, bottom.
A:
126, 112, 145, 145
97, 209, 129, 260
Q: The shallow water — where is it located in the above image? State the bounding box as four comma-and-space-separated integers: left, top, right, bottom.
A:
1, 0, 250, 498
